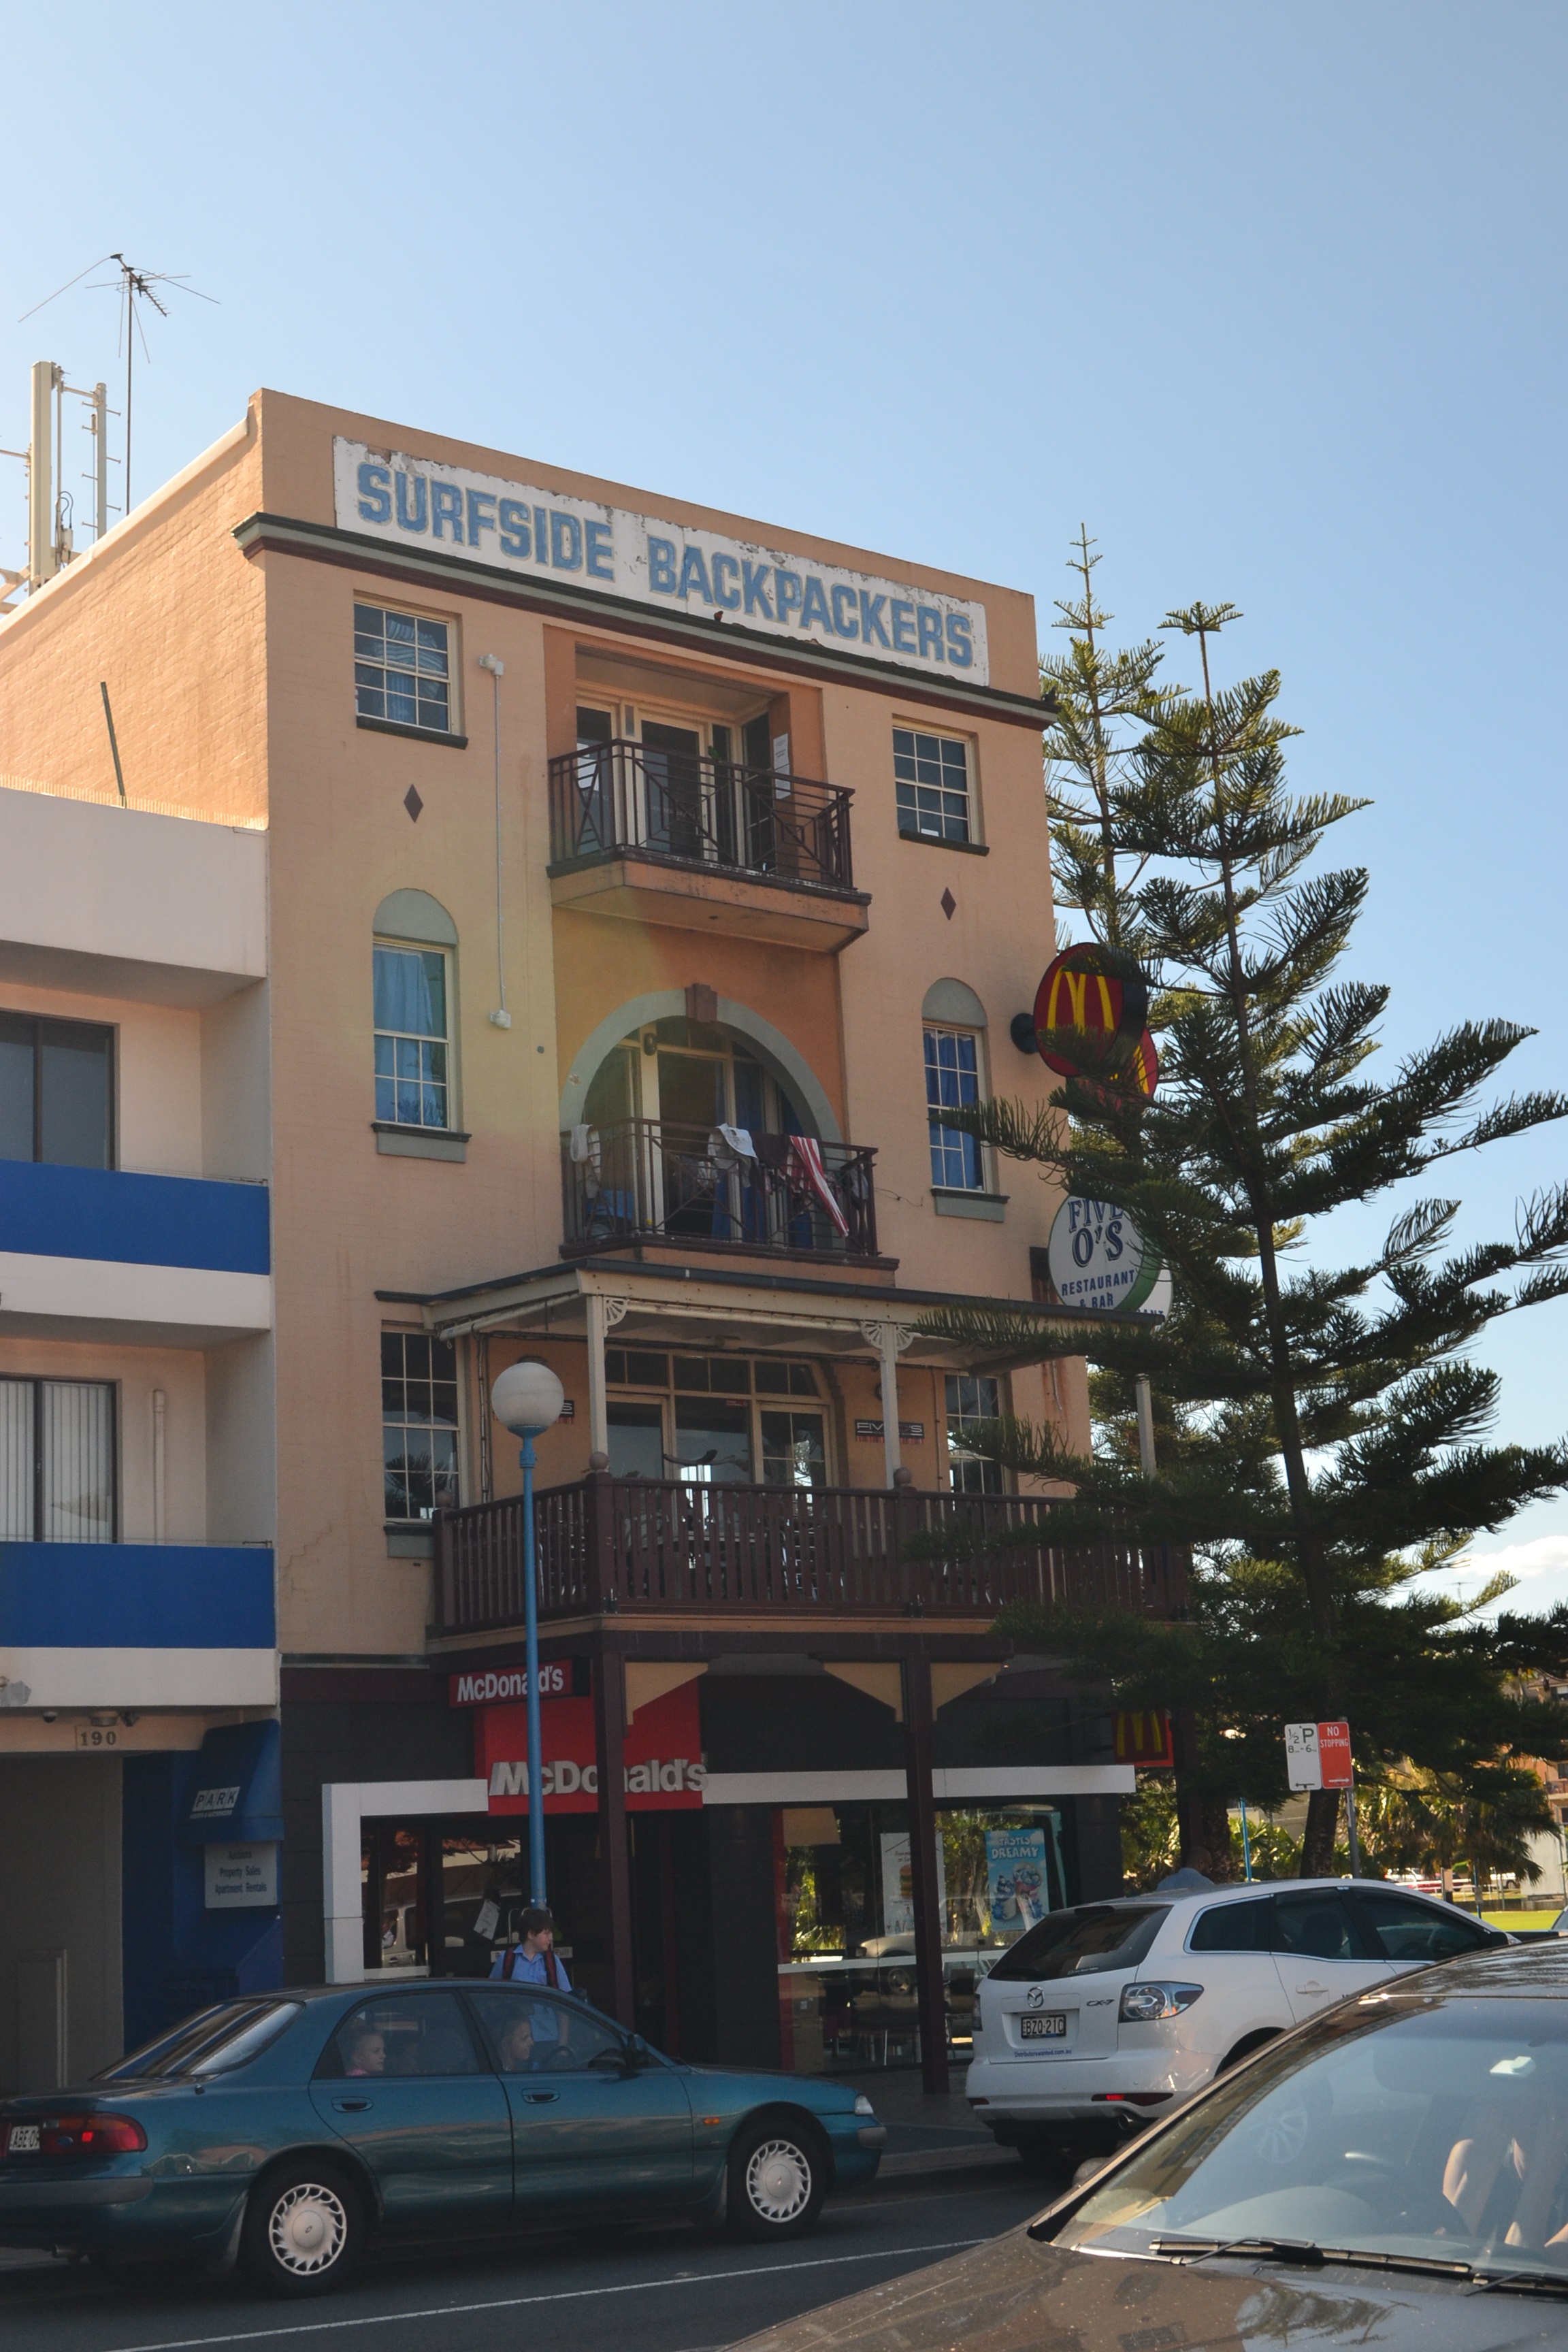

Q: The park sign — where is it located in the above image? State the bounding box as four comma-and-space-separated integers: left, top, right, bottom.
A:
1285, 1720, 1354, 1793
1030, 943, 1149, 1082
1047, 1196, 1169, 1316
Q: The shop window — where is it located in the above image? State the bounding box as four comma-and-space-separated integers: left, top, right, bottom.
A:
925, 1027, 983, 1190
894, 726, 971, 843
0, 1012, 114, 1169
602, 1352, 823, 1484
374, 945, 451, 1128
945, 1374, 1002, 1494
354, 602, 452, 734
0, 1377, 116, 1541
382, 1333, 459, 1522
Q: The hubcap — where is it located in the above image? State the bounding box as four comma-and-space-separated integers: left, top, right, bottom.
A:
746, 2138, 811, 2223
268, 2181, 348, 2274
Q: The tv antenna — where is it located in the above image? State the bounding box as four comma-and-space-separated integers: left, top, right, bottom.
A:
20, 251, 217, 514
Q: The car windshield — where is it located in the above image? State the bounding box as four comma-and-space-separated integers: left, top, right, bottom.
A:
1060, 1985, 1568, 2270
96, 2002, 300, 2081
987, 1904, 1170, 1982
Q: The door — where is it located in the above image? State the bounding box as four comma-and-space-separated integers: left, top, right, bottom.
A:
1183, 1895, 1292, 2045
309, 1989, 512, 2232
1269, 1891, 1390, 2022
761, 1411, 827, 1488
464, 1987, 694, 2214
640, 721, 706, 858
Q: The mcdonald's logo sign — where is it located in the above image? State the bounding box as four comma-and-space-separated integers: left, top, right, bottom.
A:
1113, 1710, 1175, 1767
1032, 945, 1149, 1081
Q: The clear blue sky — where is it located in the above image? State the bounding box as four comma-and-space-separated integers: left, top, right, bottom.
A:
5, 3, 1565, 1600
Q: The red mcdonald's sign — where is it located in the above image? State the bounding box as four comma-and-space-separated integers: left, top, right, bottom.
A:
1113, 1710, 1175, 1768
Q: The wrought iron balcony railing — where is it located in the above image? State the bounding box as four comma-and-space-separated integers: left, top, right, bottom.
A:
549, 740, 855, 891
563, 1119, 878, 1258
432, 1474, 1184, 1636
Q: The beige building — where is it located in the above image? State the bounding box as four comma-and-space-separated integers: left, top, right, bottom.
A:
0, 392, 1171, 2091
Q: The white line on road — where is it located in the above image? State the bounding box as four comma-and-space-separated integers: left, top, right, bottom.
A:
95, 2236, 987, 2352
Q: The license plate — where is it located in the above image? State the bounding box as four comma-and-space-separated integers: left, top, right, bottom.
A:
6, 2125, 39, 2153
1019, 2012, 1067, 2040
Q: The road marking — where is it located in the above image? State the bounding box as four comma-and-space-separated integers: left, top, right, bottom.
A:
95, 2236, 986, 2352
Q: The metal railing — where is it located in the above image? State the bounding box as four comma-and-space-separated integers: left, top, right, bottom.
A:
433, 1475, 1184, 1635
562, 1120, 879, 1258
549, 740, 855, 890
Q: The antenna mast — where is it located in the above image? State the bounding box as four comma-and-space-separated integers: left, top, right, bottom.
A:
109, 255, 167, 515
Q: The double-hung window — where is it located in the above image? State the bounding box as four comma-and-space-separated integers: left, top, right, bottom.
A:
0, 1377, 116, 1541
382, 1334, 459, 1522
374, 946, 450, 1128
945, 1374, 1002, 1496
925, 1026, 983, 1190
895, 727, 972, 844
355, 604, 452, 734
0, 1012, 114, 1167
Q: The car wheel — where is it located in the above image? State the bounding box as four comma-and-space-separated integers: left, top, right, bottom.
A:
727, 2116, 827, 2241
241, 2161, 362, 2297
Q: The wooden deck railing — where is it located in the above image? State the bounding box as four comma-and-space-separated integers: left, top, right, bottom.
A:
431, 1475, 1183, 1636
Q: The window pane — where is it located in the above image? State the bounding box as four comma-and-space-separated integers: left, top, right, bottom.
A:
40, 1382, 113, 1541
0, 1013, 35, 1161
318, 1992, 479, 2079
38, 1023, 112, 1169
0, 1379, 34, 1538
1356, 1891, 1489, 1963
945, 1373, 1002, 1494
1271, 1893, 1356, 1959
374, 947, 446, 1041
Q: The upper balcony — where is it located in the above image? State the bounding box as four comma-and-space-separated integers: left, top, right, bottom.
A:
0, 1539, 276, 1709
562, 1118, 881, 1264
547, 740, 869, 951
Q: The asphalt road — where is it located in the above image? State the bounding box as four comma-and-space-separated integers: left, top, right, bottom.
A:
0, 2166, 1056, 2352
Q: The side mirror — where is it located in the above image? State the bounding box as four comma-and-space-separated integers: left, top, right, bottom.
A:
625, 2033, 649, 2068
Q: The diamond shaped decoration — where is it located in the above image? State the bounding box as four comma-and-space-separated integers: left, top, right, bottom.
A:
404, 785, 423, 823
940, 887, 956, 921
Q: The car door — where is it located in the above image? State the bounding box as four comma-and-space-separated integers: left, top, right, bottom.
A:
1349, 1888, 1502, 1973
1269, 1890, 1390, 2022
1184, 1895, 1293, 2045
464, 1986, 694, 2215
308, 1989, 512, 2232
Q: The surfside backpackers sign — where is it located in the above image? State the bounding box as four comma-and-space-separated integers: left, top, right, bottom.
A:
333, 438, 990, 685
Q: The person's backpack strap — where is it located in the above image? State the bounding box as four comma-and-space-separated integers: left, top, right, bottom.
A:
503, 1945, 517, 1981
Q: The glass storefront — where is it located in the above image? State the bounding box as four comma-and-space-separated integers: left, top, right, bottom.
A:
776, 1801, 1066, 2072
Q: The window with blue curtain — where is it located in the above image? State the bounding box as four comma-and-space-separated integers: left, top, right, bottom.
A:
925, 1027, 983, 1189
374, 945, 449, 1128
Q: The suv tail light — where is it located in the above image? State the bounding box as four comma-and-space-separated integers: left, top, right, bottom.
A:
35, 2114, 147, 2157
1120, 1982, 1204, 2023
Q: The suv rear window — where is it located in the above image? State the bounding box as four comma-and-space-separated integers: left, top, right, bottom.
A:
985, 1904, 1170, 1982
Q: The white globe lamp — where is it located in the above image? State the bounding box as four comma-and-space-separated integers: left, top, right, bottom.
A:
491, 1360, 565, 1437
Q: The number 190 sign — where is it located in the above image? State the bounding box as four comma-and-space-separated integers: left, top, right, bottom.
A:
1286, 1721, 1353, 1792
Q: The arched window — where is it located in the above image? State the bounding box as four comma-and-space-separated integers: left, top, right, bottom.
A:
921, 979, 987, 1193
373, 891, 457, 1136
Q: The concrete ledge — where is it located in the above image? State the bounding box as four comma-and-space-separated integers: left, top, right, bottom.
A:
374, 1123, 469, 1162
932, 1188, 1007, 1222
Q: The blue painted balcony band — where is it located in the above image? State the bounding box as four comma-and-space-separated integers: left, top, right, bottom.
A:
0, 1160, 270, 1275
0, 1544, 276, 1650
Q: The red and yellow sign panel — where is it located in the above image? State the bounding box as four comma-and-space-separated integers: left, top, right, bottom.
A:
1032, 945, 1150, 1081
1113, 1709, 1175, 1767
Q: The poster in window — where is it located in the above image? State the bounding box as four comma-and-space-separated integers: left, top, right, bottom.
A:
985, 1828, 1049, 1934
879, 1829, 947, 1940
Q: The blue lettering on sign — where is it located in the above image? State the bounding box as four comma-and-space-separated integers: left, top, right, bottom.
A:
649, 537, 678, 593
534, 508, 548, 566
742, 560, 774, 619
917, 606, 945, 660
800, 576, 833, 635
551, 513, 583, 570
830, 583, 858, 638
889, 599, 917, 653
466, 489, 497, 548
676, 544, 713, 604
395, 472, 428, 534
711, 552, 741, 608
858, 590, 890, 647
585, 520, 614, 579
774, 568, 804, 625
945, 612, 973, 668
498, 498, 531, 557
430, 483, 465, 541
357, 463, 392, 524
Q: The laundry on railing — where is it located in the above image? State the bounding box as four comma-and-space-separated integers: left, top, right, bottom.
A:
788, 1135, 850, 1237
706, 1124, 757, 1174
569, 1122, 603, 1198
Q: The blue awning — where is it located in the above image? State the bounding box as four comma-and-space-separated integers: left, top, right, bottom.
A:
179, 1720, 283, 1846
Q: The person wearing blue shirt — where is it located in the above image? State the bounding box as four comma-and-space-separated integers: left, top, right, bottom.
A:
490, 1905, 574, 1991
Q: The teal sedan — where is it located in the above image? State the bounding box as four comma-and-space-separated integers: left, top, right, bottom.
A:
0, 1981, 885, 2296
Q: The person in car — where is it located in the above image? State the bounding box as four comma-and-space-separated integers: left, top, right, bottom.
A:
342, 2025, 386, 2077
495, 2009, 538, 2071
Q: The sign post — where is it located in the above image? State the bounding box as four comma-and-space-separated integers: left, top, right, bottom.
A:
1285, 1720, 1358, 1876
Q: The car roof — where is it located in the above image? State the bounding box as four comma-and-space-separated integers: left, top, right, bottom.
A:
1087, 1878, 1463, 1909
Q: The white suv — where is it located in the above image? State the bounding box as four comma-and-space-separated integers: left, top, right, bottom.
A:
966, 1876, 1507, 2162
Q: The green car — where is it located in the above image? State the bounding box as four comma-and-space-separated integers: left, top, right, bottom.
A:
0, 1980, 885, 2296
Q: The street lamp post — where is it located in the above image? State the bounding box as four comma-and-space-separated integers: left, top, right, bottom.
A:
490, 1359, 566, 1909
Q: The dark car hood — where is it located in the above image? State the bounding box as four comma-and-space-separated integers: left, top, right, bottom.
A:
730, 2225, 1567, 2352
